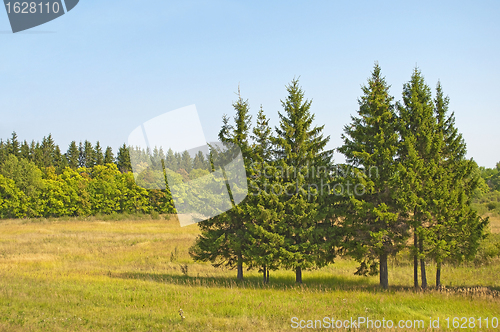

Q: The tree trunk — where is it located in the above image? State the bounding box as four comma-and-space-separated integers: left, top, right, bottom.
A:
295, 266, 302, 284
237, 255, 243, 280
413, 231, 419, 289
419, 238, 427, 289
267, 269, 270, 284
263, 265, 267, 284
436, 262, 441, 290
380, 253, 389, 289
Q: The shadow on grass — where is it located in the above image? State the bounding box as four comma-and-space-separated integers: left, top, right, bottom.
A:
111, 270, 397, 293
110, 271, 500, 298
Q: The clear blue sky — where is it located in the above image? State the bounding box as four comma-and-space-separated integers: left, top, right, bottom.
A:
1, 0, 499, 167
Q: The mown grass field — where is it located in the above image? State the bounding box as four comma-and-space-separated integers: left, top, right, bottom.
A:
0, 215, 499, 331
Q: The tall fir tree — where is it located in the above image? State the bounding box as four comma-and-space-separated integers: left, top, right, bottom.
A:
83, 141, 96, 169
116, 144, 133, 173
54, 145, 67, 172
423, 82, 488, 288
94, 142, 104, 166
39, 134, 57, 168
180, 150, 193, 173
7, 132, 20, 157
78, 142, 85, 168
0, 140, 6, 165
193, 151, 208, 170
190, 89, 253, 280
272, 78, 333, 283
165, 149, 177, 171
66, 141, 80, 169
396, 68, 439, 289
174, 152, 182, 171
31, 141, 42, 166
104, 146, 114, 165
245, 106, 285, 283
338, 64, 409, 289
20, 140, 31, 161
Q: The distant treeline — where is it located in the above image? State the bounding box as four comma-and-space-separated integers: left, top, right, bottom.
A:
0, 135, 216, 219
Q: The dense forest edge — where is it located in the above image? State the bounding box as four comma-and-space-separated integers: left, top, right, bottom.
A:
1, 64, 500, 291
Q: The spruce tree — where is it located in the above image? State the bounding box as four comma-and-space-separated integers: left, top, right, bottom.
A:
32, 141, 42, 166
66, 141, 80, 169
0, 140, 6, 165
338, 64, 408, 289
193, 151, 208, 170
396, 68, 439, 289
83, 140, 95, 169
95, 142, 104, 166
273, 78, 333, 283
78, 142, 85, 168
165, 149, 177, 171
19, 140, 30, 160
190, 90, 253, 280
7, 132, 20, 157
245, 106, 286, 283
116, 144, 132, 173
180, 150, 193, 173
39, 134, 57, 168
54, 145, 67, 172
174, 152, 182, 171
104, 146, 114, 165
425, 82, 488, 288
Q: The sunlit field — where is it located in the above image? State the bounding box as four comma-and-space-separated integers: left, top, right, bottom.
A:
0, 215, 499, 331
487, 214, 500, 234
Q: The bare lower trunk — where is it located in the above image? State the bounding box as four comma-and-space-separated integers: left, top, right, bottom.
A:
380, 253, 389, 289
237, 255, 243, 280
414, 231, 419, 289
420, 259, 427, 289
267, 269, 270, 284
263, 266, 267, 284
419, 238, 427, 289
436, 262, 441, 290
295, 267, 302, 284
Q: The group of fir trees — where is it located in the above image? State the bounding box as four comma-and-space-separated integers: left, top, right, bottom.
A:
190, 65, 487, 290
0, 135, 117, 172
191, 79, 338, 283
128, 145, 211, 175
339, 64, 487, 289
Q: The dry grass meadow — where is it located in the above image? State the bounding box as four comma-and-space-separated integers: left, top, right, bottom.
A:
0, 215, 499, 331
